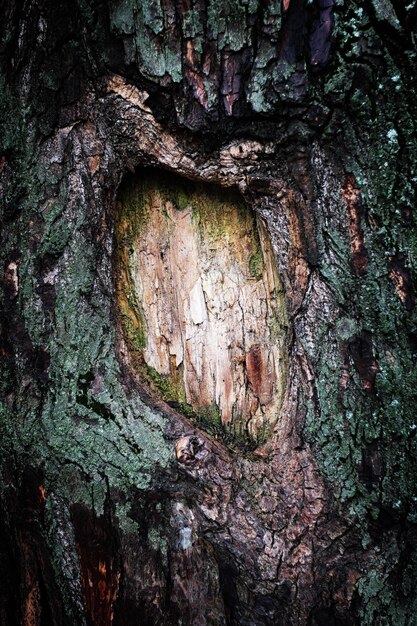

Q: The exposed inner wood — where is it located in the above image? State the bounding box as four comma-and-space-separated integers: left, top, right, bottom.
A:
117, 173, 288, 444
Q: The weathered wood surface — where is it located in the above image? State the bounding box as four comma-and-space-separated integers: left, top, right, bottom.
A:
116, 174, 288, 443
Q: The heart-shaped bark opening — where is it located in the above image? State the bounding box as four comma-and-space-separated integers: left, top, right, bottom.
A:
116, 170, 288, 446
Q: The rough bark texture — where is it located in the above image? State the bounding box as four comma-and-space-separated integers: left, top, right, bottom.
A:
1, 1, 417, 625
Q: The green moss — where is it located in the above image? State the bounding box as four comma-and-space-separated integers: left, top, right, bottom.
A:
141, 363, 187, 408
176, 189, 191, 211
249, 248, 264, 279
120, 286, 147, 353
115, 174, 152, 358
198, 402, 222, 433
269, 290, 288, 339
140, 364, 229, 439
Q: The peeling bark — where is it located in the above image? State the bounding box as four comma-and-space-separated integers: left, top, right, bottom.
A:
116, 173, 288, 444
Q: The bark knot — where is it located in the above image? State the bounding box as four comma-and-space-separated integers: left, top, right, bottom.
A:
175, 435, 206, 466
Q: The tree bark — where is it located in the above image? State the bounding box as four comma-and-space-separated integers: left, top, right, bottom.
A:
1, 1, 417, 624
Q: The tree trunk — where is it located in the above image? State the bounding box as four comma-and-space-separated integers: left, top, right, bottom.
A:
1, 1, 417, 624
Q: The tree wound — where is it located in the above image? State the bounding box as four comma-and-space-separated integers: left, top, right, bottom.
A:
116, 171, 288, 445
